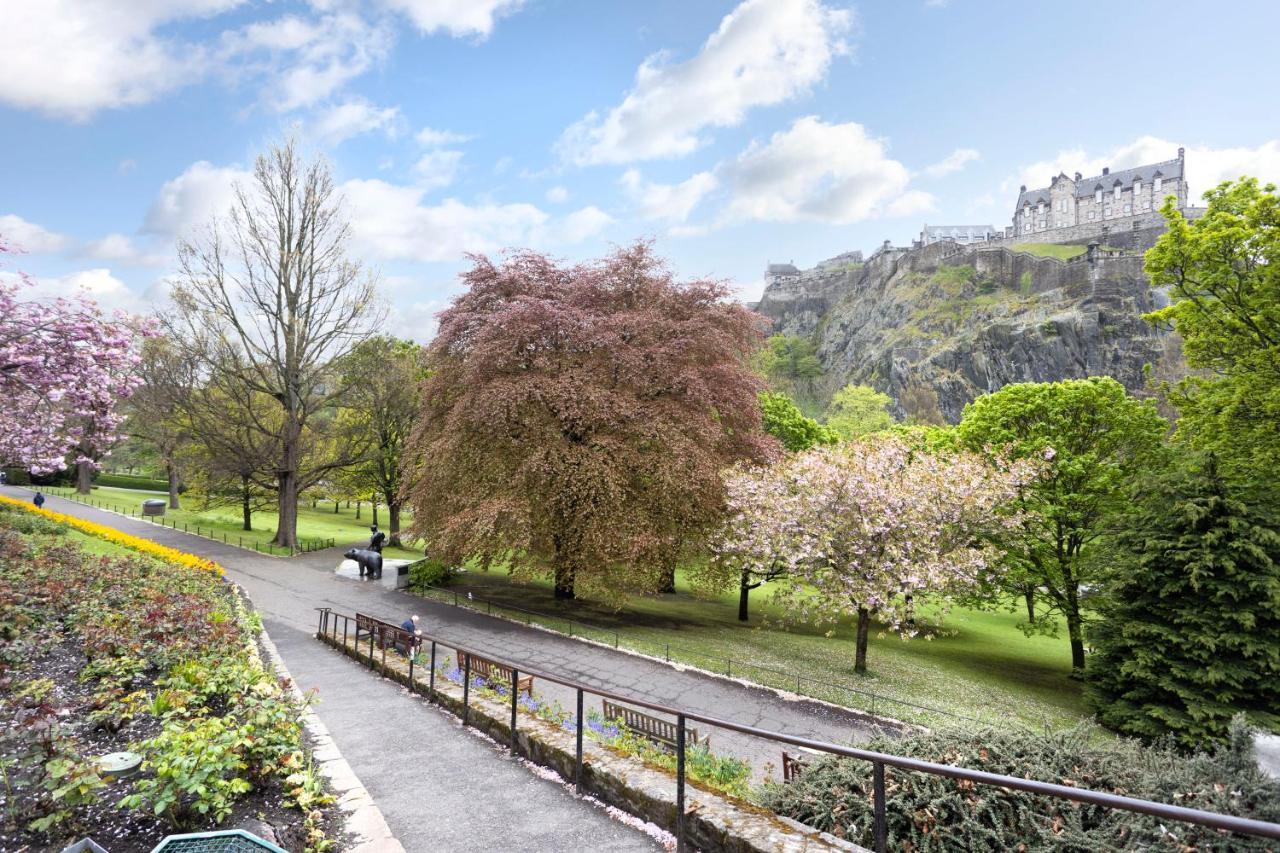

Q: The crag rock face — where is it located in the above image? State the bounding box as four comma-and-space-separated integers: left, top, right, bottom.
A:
754, 241, 1182, 423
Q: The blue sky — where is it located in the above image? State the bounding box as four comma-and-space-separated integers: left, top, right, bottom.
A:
2, 0, 1278, 339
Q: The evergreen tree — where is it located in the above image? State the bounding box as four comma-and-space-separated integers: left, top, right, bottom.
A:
1088, 455, 1280, 749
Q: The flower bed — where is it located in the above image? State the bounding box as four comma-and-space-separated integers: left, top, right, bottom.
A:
0, 502, 332, 852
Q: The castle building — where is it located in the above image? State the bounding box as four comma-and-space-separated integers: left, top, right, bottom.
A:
917, 224, 998, 247
1013, 148, 1188, 238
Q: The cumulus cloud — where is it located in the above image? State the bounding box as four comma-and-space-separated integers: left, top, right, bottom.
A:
0, 214, 70, 254
144, 161, 252, 238
312, 99, 401, 144
1009, 136, 1280, 201
557, 0, 852, 165
415, 127, 471, 147
81, 234, 169, 268
413, 149, 465, 190
539, 206, 614, 245
719, 117, 932, 224
379, 0, 525, 37
0, 0, 244, 120
620, 170, 718, 223
1, 267, 146, 314
920, 148, 980, 178
546, 186, 569, 204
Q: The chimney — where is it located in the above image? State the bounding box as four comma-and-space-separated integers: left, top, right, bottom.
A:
1019, 184, 1026, 192
1074, 171, 1082, 181
1102, 167, 1110, 176
1178, 146, 1185, 159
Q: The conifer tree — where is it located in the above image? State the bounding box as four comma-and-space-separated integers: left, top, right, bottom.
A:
1088, 455, 1280, 749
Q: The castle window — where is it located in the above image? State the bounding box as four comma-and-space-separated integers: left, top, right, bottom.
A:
1133, 179, 1142, 195
1088, 211, 1095, 220
1124, 204, 1131, 214
1095, 188, 1103, 203
1114, 185, 1122, 200
1154, 176, 1162, 193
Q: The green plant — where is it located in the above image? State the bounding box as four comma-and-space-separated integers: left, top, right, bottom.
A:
121, 715, 254, 828
29, 754, 106, 833
408, 557, 453, 589
283, 753, 335, 853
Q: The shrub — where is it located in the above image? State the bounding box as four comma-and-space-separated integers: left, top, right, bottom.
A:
94, 473, 182, 492
758, 720, 1280, 851
407, 557, 453, 589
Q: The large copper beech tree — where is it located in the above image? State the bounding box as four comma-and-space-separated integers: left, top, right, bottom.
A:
404, 243, 778, 601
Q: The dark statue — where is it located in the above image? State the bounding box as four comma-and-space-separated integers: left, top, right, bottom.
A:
368, 524, 386, 553
345, 547, 383, 580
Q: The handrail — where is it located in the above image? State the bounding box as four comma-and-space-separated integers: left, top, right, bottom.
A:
314, 607, 1280, 850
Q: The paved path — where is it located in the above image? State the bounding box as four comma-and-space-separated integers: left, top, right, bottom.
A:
15, 487, 881, 772
10, 487, 658, 853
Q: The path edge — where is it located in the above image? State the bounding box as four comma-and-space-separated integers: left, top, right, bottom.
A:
258, 619, 406, 853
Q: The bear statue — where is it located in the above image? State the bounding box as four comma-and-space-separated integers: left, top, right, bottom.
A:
345, 547, 383, 580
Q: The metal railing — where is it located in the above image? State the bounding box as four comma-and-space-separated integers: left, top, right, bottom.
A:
38, 487, 335, 556
315, 607, 1280, 853
414, 583, 999, 729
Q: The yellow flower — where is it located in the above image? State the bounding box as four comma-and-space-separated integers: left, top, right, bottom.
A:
0, 494, 226, 577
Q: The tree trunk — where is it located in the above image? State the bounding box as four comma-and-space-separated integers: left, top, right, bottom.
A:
658, 555, 677, 594
388, 501, 402, 547
166, 462, 181, 510
553, 538, 575, 600
75, 459, 92, 494
240, 477, 253, 531
854, 607, 871, 674
371, 494, 379, 528
334, 500, 339, 514
355, 501, 361, 520
273, 423, 300, 547
738, 572, 751, 622
1066, 609, 1087, 677
1023, 587, 1035, 623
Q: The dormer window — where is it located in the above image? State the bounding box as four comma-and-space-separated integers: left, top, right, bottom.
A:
1133, 178, 1142, 196
1154, 175, 1163, 193
1114, 182, 1122, 200
1095, 187, 1103, 203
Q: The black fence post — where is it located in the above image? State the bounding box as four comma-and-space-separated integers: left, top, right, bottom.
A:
462, 654, 471, 726
873, 761, 887, 853
575, 688, 584, 794
510, 669, 519, 756
408, 642, 416, 687
343, 618, 348, 650
676, 714, 687, 852
429, 641, 437, 701
368, 630, 375, 669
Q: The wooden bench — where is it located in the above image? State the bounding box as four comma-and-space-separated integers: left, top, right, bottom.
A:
456, 651, 533, 696
354, 612, 418, 655
601, 700, 708, 752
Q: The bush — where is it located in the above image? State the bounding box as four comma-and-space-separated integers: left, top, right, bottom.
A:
0, 503, 68, 536
758, 720, 1280, 851
407, 557, 453, 589
94, 473, 182, 492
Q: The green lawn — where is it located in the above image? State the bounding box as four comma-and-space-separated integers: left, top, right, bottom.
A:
1010, 242, 1129, 260
41, 485, 423, 560
424, 569, 1089, 731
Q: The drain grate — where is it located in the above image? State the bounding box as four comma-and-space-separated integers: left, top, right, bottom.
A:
150, 830, 287, 853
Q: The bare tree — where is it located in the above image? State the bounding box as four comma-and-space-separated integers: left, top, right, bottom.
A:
168, 140, 383, 547
126, 337, 198, 508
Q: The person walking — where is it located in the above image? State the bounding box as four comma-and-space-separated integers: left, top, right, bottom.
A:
33, 490, 45, 509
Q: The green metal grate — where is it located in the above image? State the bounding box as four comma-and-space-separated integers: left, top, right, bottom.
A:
150, 830, 287, 853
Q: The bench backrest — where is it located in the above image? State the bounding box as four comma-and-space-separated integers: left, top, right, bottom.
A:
456, 652, 533, 694
602, 700, 704, 750
355, 612, 416, 650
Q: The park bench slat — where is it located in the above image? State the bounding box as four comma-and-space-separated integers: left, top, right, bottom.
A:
602, 699, 707, 752
355, 612, 419, 654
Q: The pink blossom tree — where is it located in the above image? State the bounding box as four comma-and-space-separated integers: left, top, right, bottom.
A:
713, 437, 1042, 674
0, 237, 147, 476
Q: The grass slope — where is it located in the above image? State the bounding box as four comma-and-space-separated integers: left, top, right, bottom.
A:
43, 485, 423, 559
429, 569, 1088, 730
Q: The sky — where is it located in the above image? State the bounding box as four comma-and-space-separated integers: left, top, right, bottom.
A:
2, 0, 1279, 340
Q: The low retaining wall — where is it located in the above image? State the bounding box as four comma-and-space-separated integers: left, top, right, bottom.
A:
317, 629, 867, 853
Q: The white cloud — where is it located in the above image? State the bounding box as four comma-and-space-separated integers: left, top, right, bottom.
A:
557, 0, 852, 165
144, 161, 252, 238
312, 99, 401, 144
0, 0, 244, 120
415, 127, 470, 147
81, 234, 169, 268
118, 159, 138, 175
546, 186, 569, 204
1008, 136, 1280, 202
620, 170, 718, 223
379, 0, 524, 37
720, 117, 932, 224
920, 148, 979, 178
413, 149, 465, 190
2, 267, 145, 314
0, 214, 70, 254
539, 206, 614, 245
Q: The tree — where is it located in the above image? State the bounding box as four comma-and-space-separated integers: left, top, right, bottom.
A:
168, 140, 382, 548
1145, 178, 1280, 486
1087, 455, 1280, 748
405, 243, 776, 602
956, 378, 1168, 675
126, 337, 198, 508
760, 391, 838, 453
824, 384, 894, 439
0, 237, 147, 474
714, 438, 1036, 672
336, 337, 424, 547
755, 334, 824, 413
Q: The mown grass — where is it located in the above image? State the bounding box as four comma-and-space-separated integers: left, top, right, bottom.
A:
1010, 243, 1089, 260
426, 568, 1088, 731
40, 485, 423, 559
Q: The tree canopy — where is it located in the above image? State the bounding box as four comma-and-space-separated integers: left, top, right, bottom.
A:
405, 242, 777, 602
760, 390, 838, 452
824, 383, 895, 439
956, 377, 1168, 674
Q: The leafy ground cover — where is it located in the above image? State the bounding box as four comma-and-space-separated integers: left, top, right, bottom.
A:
759, 720, 1280, 851
0, 500, 335, 852
1008, 242, 1127, 260
40, 485, 423, 560
419, 569, 1087, 730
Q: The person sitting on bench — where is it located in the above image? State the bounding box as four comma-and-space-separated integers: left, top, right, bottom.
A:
397, 614, 421, 655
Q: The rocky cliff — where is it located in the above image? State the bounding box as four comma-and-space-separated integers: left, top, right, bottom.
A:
753, 240, 1183, 423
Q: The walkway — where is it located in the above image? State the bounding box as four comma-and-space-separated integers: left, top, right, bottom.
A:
8, 487, 658, 853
